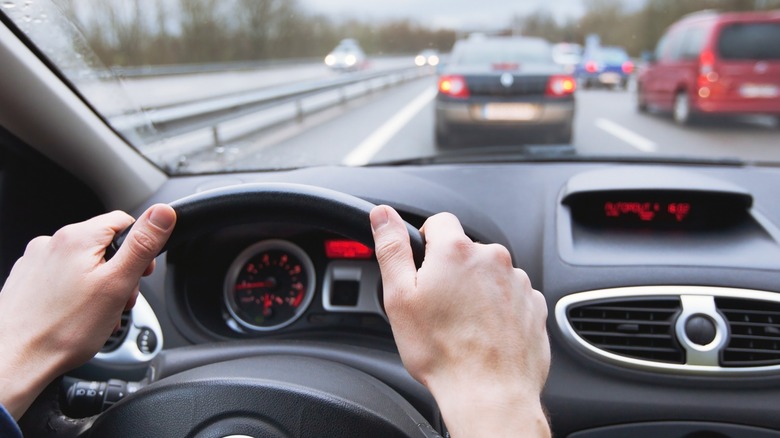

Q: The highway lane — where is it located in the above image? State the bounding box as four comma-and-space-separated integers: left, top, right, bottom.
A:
183, 77, 780, 173
575, 88, 780, 163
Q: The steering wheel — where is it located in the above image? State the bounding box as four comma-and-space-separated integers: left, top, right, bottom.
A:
18, 183, 439, 437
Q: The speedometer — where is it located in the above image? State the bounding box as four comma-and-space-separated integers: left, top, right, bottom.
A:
224, 240, 316, 331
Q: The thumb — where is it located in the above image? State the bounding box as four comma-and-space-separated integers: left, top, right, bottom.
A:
109, 204, 176, 280
371, 205, 417, 299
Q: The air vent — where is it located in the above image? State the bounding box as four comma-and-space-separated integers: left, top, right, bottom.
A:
101, 310, 132, 353
717, 298, 780, 367
567, 298, 684, 364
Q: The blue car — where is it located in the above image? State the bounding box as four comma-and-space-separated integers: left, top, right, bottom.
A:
575, 46, 634, 89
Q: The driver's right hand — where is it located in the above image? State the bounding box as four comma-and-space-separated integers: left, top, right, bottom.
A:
370, 205, 551, 438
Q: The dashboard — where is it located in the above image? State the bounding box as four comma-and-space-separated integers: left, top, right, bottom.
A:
7, 143, 780, 436
105, 161, 780, 437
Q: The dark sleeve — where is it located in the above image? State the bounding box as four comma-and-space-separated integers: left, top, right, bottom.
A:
0, 402, 23, 438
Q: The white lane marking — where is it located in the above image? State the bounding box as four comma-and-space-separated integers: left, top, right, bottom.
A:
595, 118, 657, 153
342, 87, 437, 166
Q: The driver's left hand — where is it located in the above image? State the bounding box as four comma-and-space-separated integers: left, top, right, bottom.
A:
0, 204, 175, 420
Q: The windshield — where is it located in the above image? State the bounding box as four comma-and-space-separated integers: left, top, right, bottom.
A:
718, 23, 780, 60
2, 0, 780, 174
453, 39, 553, 66
597, 48, 629, 63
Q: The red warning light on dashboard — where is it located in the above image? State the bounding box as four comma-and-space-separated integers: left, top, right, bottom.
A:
325, 240, 374, 259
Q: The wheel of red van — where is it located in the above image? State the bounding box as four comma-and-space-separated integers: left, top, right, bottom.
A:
636, 84, 648, 113
673, 91, 694, 126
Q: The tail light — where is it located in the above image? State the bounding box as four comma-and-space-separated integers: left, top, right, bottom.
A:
546, 75, 576, 97
699, 50, 715, 75
438, 75, 470, 99
697, 50, 717, 98
585, 61, 599, 73
621, 61, 634, 74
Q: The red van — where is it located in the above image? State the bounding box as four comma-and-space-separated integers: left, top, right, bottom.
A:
637, 10, 780, 125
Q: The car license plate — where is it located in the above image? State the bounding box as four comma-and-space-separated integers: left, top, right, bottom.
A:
483, 103, 538, 121
599, 72, 621, 84
740, 84, 779, 98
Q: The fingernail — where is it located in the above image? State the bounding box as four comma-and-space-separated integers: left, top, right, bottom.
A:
149, 205, 175, 231
370, 206, 390, 232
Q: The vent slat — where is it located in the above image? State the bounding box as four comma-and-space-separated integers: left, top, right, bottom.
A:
724, 347, 780, 355
569, 317, 672, 326
101, 310, 132, 353
577, 331, 673, 340
593, 344, 681, 354
719, 309, 780, 317
579, 306, 679, 313
568, 298, 684, 364
730, 334, 780, 340
727, 321, 780, 329
717, 297, 780, 367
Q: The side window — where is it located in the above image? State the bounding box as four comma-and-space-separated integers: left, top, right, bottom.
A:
654, 34, 669, 61
655, 30, 683, 62
679, 27, 708, 60
666, 30, 685, 61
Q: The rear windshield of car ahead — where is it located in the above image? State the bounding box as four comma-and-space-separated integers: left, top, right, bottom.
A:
598, 48, 629, 63
455, 42, 552, 65
718, 23, 780, 60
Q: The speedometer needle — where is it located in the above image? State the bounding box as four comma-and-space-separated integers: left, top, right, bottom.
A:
235, 281, 272, 290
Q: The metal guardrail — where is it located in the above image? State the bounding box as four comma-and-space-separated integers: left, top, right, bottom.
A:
106, 57, 323, 78
121, 65, 433, 169
103, 54, 415, 78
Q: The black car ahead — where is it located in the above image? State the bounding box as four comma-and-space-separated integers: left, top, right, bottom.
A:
435, 36, 576, 147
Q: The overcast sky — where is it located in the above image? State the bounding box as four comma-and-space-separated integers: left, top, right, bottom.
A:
298, 0, 587, 30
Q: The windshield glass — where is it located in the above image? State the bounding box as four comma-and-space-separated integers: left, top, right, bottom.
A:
2, 0, 780, 174
718, 23, 780, 60
453, 39, 553, 66
597, 48, 629, 63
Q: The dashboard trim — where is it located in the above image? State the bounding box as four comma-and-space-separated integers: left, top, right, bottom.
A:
322, 260, 387, 320
93, 293, 164, 366
556, 286, 780, 376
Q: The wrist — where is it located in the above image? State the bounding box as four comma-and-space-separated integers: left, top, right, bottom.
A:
426, 375, 549, 438
0, 330, 65, 419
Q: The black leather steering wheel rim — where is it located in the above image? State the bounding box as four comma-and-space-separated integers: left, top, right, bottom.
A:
114, 182, 426, 267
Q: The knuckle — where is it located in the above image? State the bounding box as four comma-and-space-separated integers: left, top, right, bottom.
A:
50, 224, 80, 248
452, 236, 473, 254
375, 235, 407, 266
532, 289, 549, 320
25, 235, 50, 254
485, 243, 514, 267
514, 267, 533, 290
125, 228, 160, 260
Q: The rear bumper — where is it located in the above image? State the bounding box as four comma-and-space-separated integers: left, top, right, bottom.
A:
577, 71, 629, 85
694, 97, 780, 116
436, 98, 574, 127
435, 97, 574, 143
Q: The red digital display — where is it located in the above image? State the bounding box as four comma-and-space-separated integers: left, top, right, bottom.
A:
325, 240, 374, 259
604, 201, 692, 223
565, 190, 751, 231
